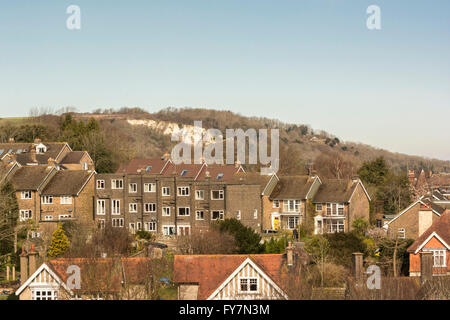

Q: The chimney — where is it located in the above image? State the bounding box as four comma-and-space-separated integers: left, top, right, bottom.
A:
28, 244, 38, 277
286, 241, 294, 266
19, 246, 28, 282
162, 152, 171, 160
418, 203, 433, 237
205, 170, 210, 178
47, 157, 56, 168
352, 252, 364, 286
420, 251, 433, 285
30, 146, 37, 162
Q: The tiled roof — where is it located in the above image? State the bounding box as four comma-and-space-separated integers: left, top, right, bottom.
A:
116, 158, 169, 174
269, 175, 314, 200
41, 170, 93, 195
162, 162, 204, 178
60, 151, 88, 164
10, 166, 54, 190
312, 179, 358, 203
173, 254, 284, 300
229, 172, 273, 192
408, 211, 450, 252
0, 142, 68, 165
196, 164, 242, 182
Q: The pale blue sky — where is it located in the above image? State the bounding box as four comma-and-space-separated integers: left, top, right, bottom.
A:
0, 1, 449, 160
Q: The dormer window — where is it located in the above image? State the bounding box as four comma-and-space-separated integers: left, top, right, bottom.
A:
217, 173, 224, 180
35, 143, 47, 154
181, 169, 188, 176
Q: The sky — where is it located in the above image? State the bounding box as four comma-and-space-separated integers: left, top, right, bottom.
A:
0, 1, 449, 160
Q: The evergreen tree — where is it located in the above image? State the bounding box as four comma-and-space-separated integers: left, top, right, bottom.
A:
215, 219, 264, 254
47, 224, 70, 258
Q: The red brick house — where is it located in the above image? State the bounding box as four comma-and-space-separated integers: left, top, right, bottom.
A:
407, 210, 450, 277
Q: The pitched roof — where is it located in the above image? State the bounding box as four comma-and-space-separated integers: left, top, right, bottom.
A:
312, 179, 359, 203
41, 170, 93, 195
229, 172, 274, 193
173, 254, 285, 300
10, 166, 54, 190
60, 151, 88, 164
0, 142, 69, 165
162, 162, 204, 178
116, 158, 170, 174
269, 175, 315, 200
408, 211, 450, 253
196, 164, 243, 182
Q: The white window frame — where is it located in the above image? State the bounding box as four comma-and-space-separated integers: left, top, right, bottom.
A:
31, 289, 58, 300
129, 223, 136, 234
144, 183, 156, 193
288, 216, 299, 230
60, 196, 72, 205
326, 219, 345, 233
97, 200, 106, 215
162, 187, 170, 196
129, 203, 138, 213
19, 210, 32, 221
42, 196, 53, 204
178, 207, 190, 216
96, 180, 105, 189
111, 179, 123, 190
21, 191, 32, 200
145, 221, 157, 232
112, 199, 121, 215
195, 190, 205, 200
196, 210, 204, 220
316, 203, 323, 211
273, 200, 280, 208
98, 219, 105, 229
144, 203, 156, 213
112, 218, 124, 227
58, 214, 72, 220
283, 200, 300, 213
398, 228, 406, 239
177, 186, 190, 196
236, 210, 241, 220
129, 183, 137, 193
431, 249, 446, 267
44, 215, 53, 221
162, 207, 171, 216
253, 209, 258, 219
162, 225, 176, 236
239, 277, 259, 293
211, 210, 224, 220
211, 190, 224, 200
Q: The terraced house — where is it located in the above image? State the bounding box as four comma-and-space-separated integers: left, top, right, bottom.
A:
94, 159, 262, 236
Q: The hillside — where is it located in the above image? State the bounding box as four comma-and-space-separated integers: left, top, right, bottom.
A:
1, 107, 449, 177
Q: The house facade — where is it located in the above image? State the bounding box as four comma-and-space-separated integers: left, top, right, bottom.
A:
408, 211, 450, 277
173, 254, 288, 300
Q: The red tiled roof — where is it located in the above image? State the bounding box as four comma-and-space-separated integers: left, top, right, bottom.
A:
408, 211, 450, 252
162, 162, 204, 178
173, 254, 284, 300
196, 164, 243, 182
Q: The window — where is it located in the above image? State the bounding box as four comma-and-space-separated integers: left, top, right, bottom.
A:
196, 210, 204, 220
236, 210, 241, 220
180, 169, 188, 176
326, 203, 344, 216
178, 207, 190, 216
288, 216, 299, 229
32, 290, 57, 300
98, 219, 105, 229
129, 223, 136, 234
211, 190, 224, 200
430, 249, 446, 267
60, 196, 72, 204
273, 200, 280, 208
211, 210, 224, 220
19, 210, 32, 221
144, 203, 156, 213
283, 200, 300, 212
145, 222, 157, 232
97, 200, 105, 215
59, 214, 72, 220
112, 218, 124, 227
253, 209, 258, 219
42, 196, 53, 204
129, 203, 137, 213
195, 190, 205, 200
337, 204, 344, 216
129, 183, 137, 193
112, 200, 121, 215
21, 191, 32, 199
316, 203, 323, 211
82, 162, 88, 170
96, 180, 105, 189
111, 179, 123, 189
162, 207, 171, 216
44, 215, 53, 221
136, 222, 142, 231
240, 278, 258, 293
177, 186, 190, 196
162, 187, 170, 196
327, 219, 345, 233
398, 228, 405, 239
162, 225, 176, 236
144, 183, 156, 193
376, 219, 382, 228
